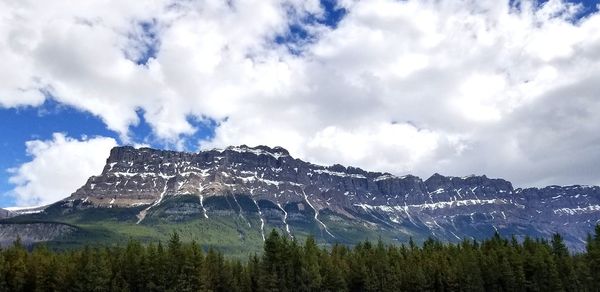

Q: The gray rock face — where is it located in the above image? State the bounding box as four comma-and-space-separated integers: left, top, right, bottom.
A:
66, 145, 600, 250
0, 209, 15, 219
0, 222, 77, 247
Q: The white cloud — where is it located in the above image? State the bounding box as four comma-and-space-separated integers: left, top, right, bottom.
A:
8, 133, 117, 207
305, 123, 444, 171
2, 0, 600, 187
0, 0, 321, 142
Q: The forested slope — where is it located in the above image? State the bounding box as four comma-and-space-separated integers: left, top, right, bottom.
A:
1, 226, 600, 291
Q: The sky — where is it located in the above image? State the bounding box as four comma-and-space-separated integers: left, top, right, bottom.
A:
1, 0, 600, 207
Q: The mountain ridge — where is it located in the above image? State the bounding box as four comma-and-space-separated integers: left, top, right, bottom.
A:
3, 144, 600, 252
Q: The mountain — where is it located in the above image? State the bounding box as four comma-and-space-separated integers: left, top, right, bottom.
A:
0, 208, 15, 219
2, 145, 599, 253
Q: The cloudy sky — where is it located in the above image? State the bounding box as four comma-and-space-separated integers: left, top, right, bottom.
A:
1, 0, 599, 207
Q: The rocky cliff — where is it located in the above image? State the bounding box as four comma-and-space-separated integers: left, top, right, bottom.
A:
43, 145, 596, 250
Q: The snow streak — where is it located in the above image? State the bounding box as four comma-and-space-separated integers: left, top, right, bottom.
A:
199, 195, 209, 219
232, 194, 251, 227
197, 183, 209, 219
137, 183, 169, 224
277, 203, 292, 238
302, 189, 334, 238
253, 198, 266, 241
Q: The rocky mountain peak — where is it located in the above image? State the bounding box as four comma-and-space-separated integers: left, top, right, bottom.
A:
425, 173, 514, 195
57, 145, 600, 250
223, 145, 291, 158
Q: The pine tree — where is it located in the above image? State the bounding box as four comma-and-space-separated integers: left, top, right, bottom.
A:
588, 225, 600, 290
173, 241, 203, 292
247, 254, 262, 292
0, 251, 8, 291
320, 249, 345, 292
167, 232, 184, 289
302, 236, 322, 291
153, 242, 168, 291
122, 239, 145, 291
141, 243, 159, 292
189, 241, 204, 291
201, 248, 220, 292
347, 242, 368, 291
552, 233, 577, 291
260, 230, 282, 292
71, 246, 111, 292
5, 238, 28, 292
30, 245, 66, 292
456, 240, 484, 291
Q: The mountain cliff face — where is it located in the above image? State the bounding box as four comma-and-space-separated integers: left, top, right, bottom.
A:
0, 222, 77, 247
5, 145, 600, 251
0, 208, 14, 219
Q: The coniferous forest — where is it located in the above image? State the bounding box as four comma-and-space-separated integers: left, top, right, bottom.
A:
0, 227, 600, 292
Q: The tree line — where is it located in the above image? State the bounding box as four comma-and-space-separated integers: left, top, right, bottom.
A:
0, 226, 600, 291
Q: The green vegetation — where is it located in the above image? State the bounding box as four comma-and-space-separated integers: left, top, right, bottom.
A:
4, 196, 415, 257
1, 225, 600, 291
41, 216, 268, 257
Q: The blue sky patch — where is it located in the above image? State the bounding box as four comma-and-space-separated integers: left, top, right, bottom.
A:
275, 0, 347, 54
129, 109, 219, 151
126, 19, 161, 66
0, 100, 114, 206
510, 0, 599, 19
0, 99, 221, 206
